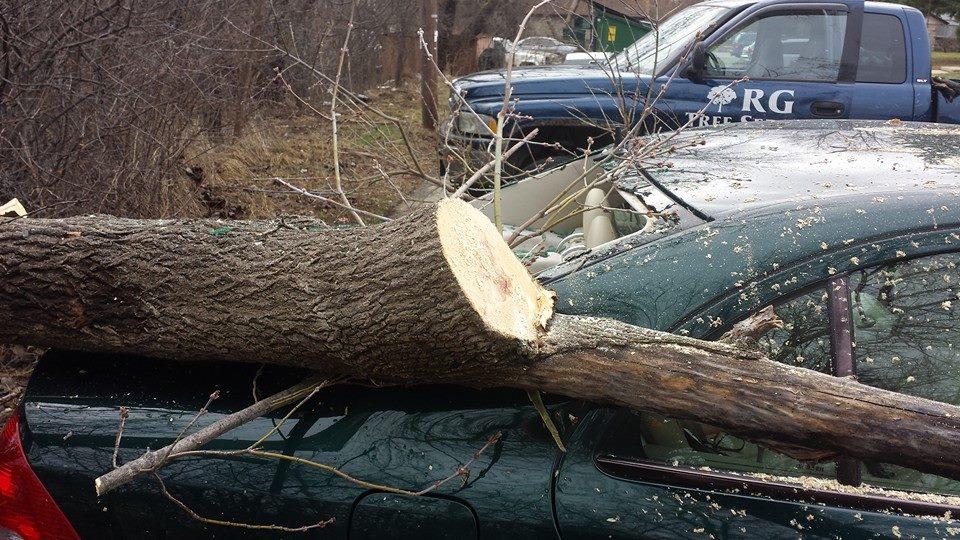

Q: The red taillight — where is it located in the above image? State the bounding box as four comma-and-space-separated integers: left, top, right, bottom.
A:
0, 414, 78, 540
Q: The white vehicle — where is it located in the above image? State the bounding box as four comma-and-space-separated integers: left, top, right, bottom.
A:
563, 51, 612, 65
511, 37, 578, 66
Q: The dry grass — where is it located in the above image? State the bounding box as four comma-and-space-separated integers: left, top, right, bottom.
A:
184, 82, 438, 222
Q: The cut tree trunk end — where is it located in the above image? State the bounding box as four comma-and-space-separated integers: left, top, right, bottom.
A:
2, 200, 960, 486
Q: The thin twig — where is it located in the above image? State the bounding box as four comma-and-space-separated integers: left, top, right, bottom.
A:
154, 473, 335, 533
249, 384, 324, 449
228, 17, 441, 188
112, 406, 129, 469
251, 364, 265, 402
177, 430, 503, 497
95, 378, 328, 496
408, 431, 502, 495
527, 390, 566, 452
329, 0, 365, 226
273, 177, 391, 222
161, 390, 220, 465
451, 129, 539, 199
493, 0, 554, 232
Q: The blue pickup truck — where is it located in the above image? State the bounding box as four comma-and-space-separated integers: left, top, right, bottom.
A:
443, 0, 960, 173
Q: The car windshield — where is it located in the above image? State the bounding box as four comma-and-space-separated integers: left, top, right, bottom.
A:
613, 4, 731, 73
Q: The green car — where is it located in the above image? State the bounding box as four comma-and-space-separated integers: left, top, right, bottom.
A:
9, 120, 960, 539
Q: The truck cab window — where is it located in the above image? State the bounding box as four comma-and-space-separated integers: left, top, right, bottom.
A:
706, 10, 847, 81
857, 13, 907, 84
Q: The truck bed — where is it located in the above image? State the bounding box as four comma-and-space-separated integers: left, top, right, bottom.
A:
934, 77, 960, 124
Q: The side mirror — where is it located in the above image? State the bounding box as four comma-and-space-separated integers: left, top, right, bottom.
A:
684, 42, 707, 82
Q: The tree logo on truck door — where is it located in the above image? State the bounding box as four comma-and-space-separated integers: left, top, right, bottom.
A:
692, 87, 798, 126
707, 86, 736, 112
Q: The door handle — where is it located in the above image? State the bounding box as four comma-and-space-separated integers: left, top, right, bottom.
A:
811, 101, 844, 118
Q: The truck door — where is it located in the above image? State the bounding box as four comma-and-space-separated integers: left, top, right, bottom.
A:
665, 3, 859, 128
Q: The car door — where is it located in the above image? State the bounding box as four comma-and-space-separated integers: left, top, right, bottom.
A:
553, 240, 960, 538
23, 356, 564, 539
664, 2, 860, 128
846, 252, 960, 490
553, 287, 889, 539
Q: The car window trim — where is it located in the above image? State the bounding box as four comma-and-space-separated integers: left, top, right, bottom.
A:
837, 0, 864, 83
595, 455, 960, 517
828, 276, 855, 377
827, 275, 863, 486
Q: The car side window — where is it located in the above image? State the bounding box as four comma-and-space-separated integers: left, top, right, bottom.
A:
757, 289, 832, 371
856, 13, 907, 84
706, 10, 847, 81
851, 254, 960, 405
850, 253, 960, 495
600, 289, 837, 480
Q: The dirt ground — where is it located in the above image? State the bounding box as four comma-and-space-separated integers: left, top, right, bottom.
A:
184, 82, 441, 223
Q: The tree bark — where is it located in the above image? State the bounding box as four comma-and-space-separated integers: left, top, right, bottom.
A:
0, 201, 552, 381
2, 200, 960, 483
526, 315, 960, 481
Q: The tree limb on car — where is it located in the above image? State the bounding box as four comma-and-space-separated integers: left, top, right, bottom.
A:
2, 199, 959, 492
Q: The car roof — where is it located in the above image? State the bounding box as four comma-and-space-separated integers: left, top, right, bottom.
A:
625, 120, 960, 219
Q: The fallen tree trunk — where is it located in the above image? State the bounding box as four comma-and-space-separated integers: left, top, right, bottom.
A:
2, 200, 960, 483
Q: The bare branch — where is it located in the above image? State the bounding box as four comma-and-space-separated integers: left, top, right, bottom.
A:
95, 378, 330, 496
111, 406, 129, 469
154, 473, 335, 533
